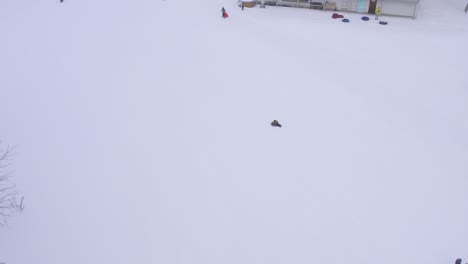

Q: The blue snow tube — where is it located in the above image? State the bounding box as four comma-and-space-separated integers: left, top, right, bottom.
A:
361, 16, 370, 21
379, 21, 388, 25
342, 18, 350, 23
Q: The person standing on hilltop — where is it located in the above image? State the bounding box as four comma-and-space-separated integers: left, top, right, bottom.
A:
375, 6, 381, 20
221, 7, 229, 18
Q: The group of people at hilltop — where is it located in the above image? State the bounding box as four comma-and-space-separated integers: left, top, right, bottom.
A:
221, 1, 249, 18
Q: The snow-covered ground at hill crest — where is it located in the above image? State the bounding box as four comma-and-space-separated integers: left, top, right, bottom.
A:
0, 0, 467, 263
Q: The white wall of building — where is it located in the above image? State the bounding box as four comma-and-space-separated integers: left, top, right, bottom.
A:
381, 0, 418, 17
257, 0, 418, 17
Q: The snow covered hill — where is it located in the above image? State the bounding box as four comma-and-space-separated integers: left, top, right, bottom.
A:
0, 0, 467, 264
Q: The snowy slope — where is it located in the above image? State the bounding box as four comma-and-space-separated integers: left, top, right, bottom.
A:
0, 0, 467, 264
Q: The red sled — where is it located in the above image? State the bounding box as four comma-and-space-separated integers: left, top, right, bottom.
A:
223, 12, 229, 18
332, 13, 344, 19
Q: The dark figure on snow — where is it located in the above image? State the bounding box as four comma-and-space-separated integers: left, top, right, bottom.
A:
60, 0, 63, 2
271, 120, 282, 128
221, 7, 227, 18
241, 2, 245, 10
455, 259, 462, 264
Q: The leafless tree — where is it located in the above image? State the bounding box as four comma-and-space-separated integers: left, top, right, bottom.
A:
0, 143, 23, 227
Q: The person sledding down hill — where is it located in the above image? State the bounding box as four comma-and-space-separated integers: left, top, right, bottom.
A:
271, 120, 282, 128
221, 7, 229, 18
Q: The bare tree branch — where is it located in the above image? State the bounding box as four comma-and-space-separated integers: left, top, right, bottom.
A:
0, 143, 23, 227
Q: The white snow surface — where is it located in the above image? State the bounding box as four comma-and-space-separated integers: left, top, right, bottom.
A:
1, 0, 468, 263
